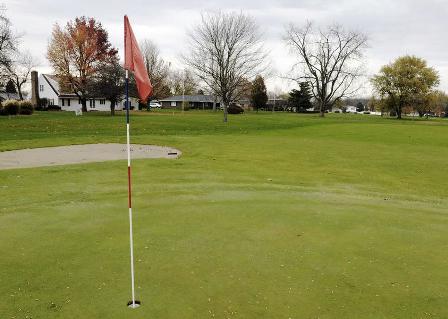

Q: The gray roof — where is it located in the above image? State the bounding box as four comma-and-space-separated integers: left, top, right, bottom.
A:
159, 95, 219, 103
0, 92, 20, 101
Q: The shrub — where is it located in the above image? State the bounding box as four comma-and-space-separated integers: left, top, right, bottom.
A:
227, 104, 244, 114
3, 99, 20, 115
38, 98, 48, 109
19, 101, 34, 115
47, 105, 62, 111
181, 101, 190, 111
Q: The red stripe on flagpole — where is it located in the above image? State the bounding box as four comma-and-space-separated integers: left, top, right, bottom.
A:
128, 166, 132, 208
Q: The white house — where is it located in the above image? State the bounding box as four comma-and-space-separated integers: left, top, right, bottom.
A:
37, 74, 138, 112
345, 105, 358, 113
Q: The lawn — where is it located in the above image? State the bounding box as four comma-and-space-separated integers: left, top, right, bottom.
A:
0, 111, 447, 318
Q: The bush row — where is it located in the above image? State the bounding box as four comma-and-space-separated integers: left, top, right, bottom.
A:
0, 100, 34, 116
35, 105, 62, 111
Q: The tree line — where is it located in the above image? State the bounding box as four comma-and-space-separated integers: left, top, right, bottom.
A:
1, 8, 447, 120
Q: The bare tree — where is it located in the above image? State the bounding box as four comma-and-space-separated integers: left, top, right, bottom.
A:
86, 59, 124, 116
169, 68, 198, 96
285, 22, 367, 117
184, 11, 267, 122
140, 39, 171, 99
0, 9, 19, 84
8, 51, 38, 100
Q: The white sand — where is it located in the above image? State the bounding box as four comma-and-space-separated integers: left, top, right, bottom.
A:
0, 143, 181, 170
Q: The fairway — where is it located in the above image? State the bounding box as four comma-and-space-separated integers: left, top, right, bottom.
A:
1, 111, 447, 318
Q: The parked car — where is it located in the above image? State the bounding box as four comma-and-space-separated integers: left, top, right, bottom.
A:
149, 101, 161, 108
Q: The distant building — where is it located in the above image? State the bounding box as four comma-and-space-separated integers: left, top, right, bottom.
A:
345, 105, 357, 113
159, 95, 220, 109
0, 92, 20, 102
266, 98, 288, 111
33, 73, 138, 111
238, 98, 288, 111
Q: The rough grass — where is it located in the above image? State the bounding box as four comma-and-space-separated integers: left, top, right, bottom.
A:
0, 111, 447, 318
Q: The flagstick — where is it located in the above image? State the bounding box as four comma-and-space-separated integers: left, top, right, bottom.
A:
126, 69, 140, 309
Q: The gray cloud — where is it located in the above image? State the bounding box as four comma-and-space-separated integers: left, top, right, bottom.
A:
6, 0, 448, 94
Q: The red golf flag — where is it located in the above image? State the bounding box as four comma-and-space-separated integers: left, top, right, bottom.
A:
124, 15, 153, 102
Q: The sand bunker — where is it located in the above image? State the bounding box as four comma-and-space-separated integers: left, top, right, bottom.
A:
0, 143, 181, 170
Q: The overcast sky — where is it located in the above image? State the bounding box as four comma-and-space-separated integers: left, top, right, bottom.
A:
6, 0, 448, 96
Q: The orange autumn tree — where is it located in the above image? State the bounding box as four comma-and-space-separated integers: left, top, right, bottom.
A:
47, 16, 118, 112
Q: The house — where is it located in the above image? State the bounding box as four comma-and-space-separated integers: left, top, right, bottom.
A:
345, 105, 358, 113
34, 73, 138, 111
159, 95, 220, 109
238, 98, 289, 111
237, 98, 253, 110
266, 98, 288, 111
0, 92, 20, 102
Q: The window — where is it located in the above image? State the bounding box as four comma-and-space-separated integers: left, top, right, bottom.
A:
67, 99, 70, 107
100, 99, 105, 105
171, 101, 176, 107
49, 99, 54, 106
89, 99, 95, 108
39, 84, 44, 92
61, 99, 65, 106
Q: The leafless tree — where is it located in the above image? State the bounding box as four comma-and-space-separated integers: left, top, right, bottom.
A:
169, 68, 199, 96
184, 11, 267, 122
140, 39, 171, 99
285, 22, 367, 117
0, 10, 19, 84
8, 51, 38, 100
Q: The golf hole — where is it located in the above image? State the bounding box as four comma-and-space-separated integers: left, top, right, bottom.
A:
127, 300, 141, 308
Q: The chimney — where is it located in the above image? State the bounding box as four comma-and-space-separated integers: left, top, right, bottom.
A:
31, 71, 40, 107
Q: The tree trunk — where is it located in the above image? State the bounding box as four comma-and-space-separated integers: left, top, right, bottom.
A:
223, 103, 228, 123
110, 100, 115, 116
319, 102, 325, 117
15, 80, 24, 100
397, 109, 402, 119
81, 98, 87, 112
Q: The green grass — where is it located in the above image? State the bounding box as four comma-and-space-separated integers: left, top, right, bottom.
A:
1, 111, 447, 318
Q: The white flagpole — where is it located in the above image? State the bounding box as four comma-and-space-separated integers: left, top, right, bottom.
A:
125, 69, 139, 309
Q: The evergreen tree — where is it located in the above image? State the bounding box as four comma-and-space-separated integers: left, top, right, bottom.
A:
356, 101, 364, 112
288, 89, 302, 112
251, 75, 268, 112
299, 82, 313, 110
5, 79, 16, 94
288, 82, 313, 112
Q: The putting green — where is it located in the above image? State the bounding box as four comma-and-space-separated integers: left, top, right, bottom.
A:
0, 111, 447, 318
